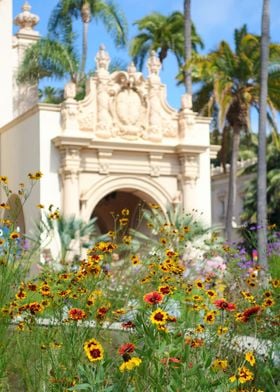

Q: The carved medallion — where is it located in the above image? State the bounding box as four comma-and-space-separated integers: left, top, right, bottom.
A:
116, 89, 142, 125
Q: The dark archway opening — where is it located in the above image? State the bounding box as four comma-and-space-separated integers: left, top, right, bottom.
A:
91, 189, 156, 235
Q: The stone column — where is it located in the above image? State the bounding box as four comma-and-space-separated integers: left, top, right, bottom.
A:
13, 1, 40, 117
60, 147, 81, 217
179, 153, 199, 214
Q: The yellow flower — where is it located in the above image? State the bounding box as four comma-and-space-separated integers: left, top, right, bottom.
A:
122, 235, 132, 245
119, 218, 128, 226
10, 232, 20, 240
262, 297, 275, 307
0, 176, 8, 184
195, 324, 205, 333
229, 375, 237, 383
217, 326, 228, 335
119, 357, 142, 372
150, 308, 168, 325
238, 366, 254, 383
206, 289, 217, 299
84, 338, 104, 362
121, 208, 129, 216
212, 358, 228, 371
204, 310, 216, 324
245, 352, 256, 366
194, 279, 204, 289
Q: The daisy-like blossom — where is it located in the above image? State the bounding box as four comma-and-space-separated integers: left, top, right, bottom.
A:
217, 326, 228, 335
214, 299, 236, 311
245, 352, 256, 366
185, 337, 204, 348
241, 306, 262, 322
158, 285, 172, 295
119, 357, 142, 372
40, 284, 51, 296
121, 321, 136, 329
212, 358, 228, 371
238, 366, 254, 383
118, 343, 135, 356
143, 291, 164, 305
262, 297, 275, 307
10, 231, 20, 240
28, 302, 44, 314
150, 308, 168, 325
204, 310, 216, 324
84, 339, 104, 362
68, 308, 87, 321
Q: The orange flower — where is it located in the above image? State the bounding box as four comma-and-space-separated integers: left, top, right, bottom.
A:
143, 291, 164, 305
68, 308, 87, 320
214, 299, 236, 311
118, 343, 135, 356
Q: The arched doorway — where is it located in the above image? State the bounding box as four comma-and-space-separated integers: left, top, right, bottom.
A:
91, 188, 156, 235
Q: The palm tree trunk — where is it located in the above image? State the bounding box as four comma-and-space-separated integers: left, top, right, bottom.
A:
184, 0, 192, 96
80, 2, 91, 79
80, 20, 89, 79
257, 0, 269, 270
225, 126, 240, 242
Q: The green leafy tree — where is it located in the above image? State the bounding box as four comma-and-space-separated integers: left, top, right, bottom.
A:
17, 36, 79, 85
189, 25, 280, 242
48, 0, 128, 79
130, 11, 203, 71
242, 137, 280, 226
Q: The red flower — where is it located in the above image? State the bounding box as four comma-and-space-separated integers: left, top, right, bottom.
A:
242, 305, 261, 322
68, 308, 87, 320
118, 343, 135, 356
121, 321, 136, 329
96, 306, 109, 320
161, 357, 181, 367
143, 291, 164, 305
214, 299, 236, 311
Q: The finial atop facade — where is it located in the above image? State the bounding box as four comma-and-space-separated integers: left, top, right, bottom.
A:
147, 51, 161, 79
95, 44, 110, 73
127, 62, 136, 74
14, 1, 39, 34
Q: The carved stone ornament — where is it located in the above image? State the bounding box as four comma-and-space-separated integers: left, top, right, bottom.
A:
64, 81, 77, 100
14, 2, 39, 33
147, 51, 161, 81
181, 93, 193, 110
70, 47, 178, 140
180, 154, 199, 184
95, 44, 110, 73
108, 70, 147, 140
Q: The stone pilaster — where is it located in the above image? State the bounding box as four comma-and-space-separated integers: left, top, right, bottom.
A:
60, 147, 81, 217
179, 153, 199, 213
61, 81, 79, 133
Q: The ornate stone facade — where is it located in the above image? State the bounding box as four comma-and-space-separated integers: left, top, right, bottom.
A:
0, 2, 214, 239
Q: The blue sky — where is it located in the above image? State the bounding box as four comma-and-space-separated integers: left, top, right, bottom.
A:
13, 0, 280, 124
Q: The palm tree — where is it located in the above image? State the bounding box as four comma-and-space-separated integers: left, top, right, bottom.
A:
257, 0, 270, 269
17, 23, 79, 84
130, 11, 203, 71
184, 0, 192, 96
242, 136, 280, 226
190, 25, 280, 242
48, 0, 128, 80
